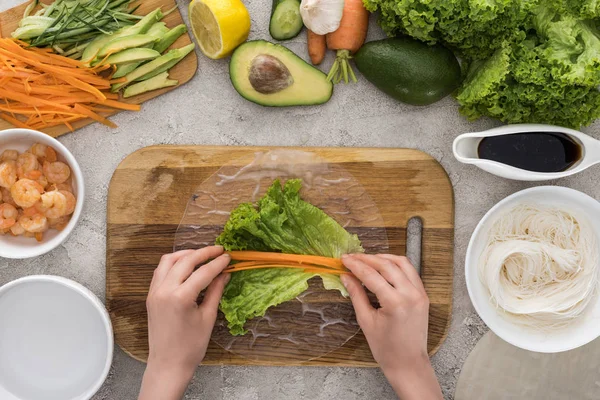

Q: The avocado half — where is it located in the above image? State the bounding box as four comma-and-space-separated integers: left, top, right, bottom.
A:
230, 40, 333, 107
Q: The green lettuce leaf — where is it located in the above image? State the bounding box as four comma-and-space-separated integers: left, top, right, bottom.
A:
216, 179, 363, 335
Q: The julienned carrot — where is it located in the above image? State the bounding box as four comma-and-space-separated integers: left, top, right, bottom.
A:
325, 0, 369, 84
227, 251, 344, 270
307, 30, 326, 65
0, 38, 140, 131
224, 263, 350, 275
229, 261, 344, 271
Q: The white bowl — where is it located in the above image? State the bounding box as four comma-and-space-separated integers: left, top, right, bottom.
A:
0, 275, 113, 400
0, 128, 84, 259
465, 186, 600, 353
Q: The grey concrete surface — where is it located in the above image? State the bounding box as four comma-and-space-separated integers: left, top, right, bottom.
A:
1, 1, 600, 399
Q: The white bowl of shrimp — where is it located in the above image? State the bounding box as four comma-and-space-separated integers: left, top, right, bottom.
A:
0, 128, 84, 259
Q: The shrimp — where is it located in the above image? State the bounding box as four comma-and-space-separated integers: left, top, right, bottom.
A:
1, 187, 17, 207
41, 190, 67, 219
54, 182, 73, 193
16, 152, 39, 179
36, 174, 49, 190
18, 213, 48, 233
0, 203, 18, 229
43, 161, 70, 184
0, 161, 17, 189
10, 218, 26, 236
49, 215, 70, 231
1, 149, 18, 161
10, 179, 43, 208
59, 190, 76, 216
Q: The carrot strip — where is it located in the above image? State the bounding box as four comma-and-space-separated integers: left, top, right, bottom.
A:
0, 112, 30, 128
224, 264, 350, 275
227, 251, 344, 270
95, 99, 141, 111
72, 104, 117, 128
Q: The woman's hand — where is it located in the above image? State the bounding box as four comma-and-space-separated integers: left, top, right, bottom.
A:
341, 254, 443, 400
138, 246, 231, 400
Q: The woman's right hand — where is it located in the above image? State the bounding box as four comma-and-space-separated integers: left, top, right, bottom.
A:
341, 254, 443, 400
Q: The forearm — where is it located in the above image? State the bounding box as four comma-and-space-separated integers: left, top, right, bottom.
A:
384, 358, 443, 400
138, 361, 195, 400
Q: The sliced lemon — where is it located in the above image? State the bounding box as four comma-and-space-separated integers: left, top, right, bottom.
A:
188, 0, 251, 59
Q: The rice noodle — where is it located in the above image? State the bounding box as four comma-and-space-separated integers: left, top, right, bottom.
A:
479, 203, 600, 328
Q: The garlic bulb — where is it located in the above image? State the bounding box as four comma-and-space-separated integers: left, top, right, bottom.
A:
300, 0, 345, 35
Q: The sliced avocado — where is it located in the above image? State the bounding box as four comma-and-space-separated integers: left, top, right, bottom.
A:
101, 48, 160, 65
97, 34, 159, 58
146, 22, 169, 39
81, 9, 163, 64
123, 72, 178, 98
121, 8, 164, 35
111, 43, 195, 92
135, 43, 195, 81
113, 62, 141, 78
229, 40, 333, 106
153, 24, 187, 54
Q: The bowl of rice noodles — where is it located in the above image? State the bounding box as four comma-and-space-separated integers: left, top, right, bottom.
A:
466, 186, 600, 353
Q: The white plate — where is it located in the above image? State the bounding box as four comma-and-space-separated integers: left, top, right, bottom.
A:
465, 186, 600, 353
0, 128, 85, 259
0, 276, 113, 400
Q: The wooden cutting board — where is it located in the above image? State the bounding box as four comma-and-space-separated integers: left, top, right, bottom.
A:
0, 0, 197, 138
107, 146, 455, 366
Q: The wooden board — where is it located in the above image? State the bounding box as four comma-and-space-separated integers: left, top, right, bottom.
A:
0, 0, 197, 137
107, 146, 455, 366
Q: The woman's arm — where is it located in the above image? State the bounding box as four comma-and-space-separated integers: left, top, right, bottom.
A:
341, 254, 443, 400
138, 246, 231, 400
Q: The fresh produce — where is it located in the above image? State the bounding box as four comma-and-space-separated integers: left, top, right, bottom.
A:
299, 0, 344, 35
354, 38, 462, 106
216, 179, 362, 335
123, 72, 178, 98
270, 0, 303, 40
0, 38, 139, 130
11, 0, 141, 51
479, 203, 599, 328
229, 40, 333, 106
325, 0, 369, 83
307, 30, 326, 64
111, 43, 195, 92
80, 8, 163, 64
0, 143, 77, 241
363, 0, 600, 128
224, 251, 346, 274
188, 0, 251, 59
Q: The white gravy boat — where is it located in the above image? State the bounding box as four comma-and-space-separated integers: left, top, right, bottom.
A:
453, 124, 600, 181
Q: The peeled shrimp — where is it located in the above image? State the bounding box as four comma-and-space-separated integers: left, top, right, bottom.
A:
41, 191, 67, 219
18, 214, 48, 233
10, 218, 26, 236
28, 144, 57, 163
16, 152, 39, 179
0, 203, 18, 229
36, 174, 49, 190
43, 161, 70, 184
1, 187, 17, 207
54, 182, 73, 193
11, 179, 43, 208
1, 150, 18, 161
59, 190, 76, 216
0, 161, 17, 188
49, 215, 70, 231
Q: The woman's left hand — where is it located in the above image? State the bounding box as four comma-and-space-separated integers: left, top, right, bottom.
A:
138, 246, 231, 400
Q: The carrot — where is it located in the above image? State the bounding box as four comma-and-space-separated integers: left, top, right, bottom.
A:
307, 30, 327, 65
325, 0, 369, 84
224, 263, 351, 275
227, 251, 344, 270
0, 38, 141, 131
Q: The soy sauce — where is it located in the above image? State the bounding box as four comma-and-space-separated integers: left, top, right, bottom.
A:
477, 132, 582, 173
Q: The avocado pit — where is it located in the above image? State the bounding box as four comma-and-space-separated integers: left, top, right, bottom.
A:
248, 54, 294, 94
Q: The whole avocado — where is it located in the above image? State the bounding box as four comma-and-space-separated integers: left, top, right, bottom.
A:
355, 37, 462, 106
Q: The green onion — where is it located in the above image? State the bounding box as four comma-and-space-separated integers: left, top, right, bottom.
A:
12, 0, 137, 48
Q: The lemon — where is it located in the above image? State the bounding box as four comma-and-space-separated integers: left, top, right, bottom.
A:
188, 0, 251, 59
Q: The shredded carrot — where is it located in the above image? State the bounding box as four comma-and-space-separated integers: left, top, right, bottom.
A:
227, 251, 344, 270
0, 38, 141, 131
223, 263, 350, 275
